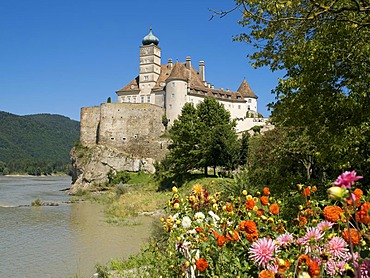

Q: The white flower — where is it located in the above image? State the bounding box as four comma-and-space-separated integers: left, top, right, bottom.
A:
181, 216, 192, 228
208, 210, 220, 221
194, 212, 206, 223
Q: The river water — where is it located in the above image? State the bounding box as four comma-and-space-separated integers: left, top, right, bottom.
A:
0, 176, 153, 278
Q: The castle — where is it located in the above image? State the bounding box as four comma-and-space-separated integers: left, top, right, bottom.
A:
79, 29, 267, 161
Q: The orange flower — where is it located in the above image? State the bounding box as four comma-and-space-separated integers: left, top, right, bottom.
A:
195, 227, 203, 233
263, 187, 270, 196
298, 216, 307, 227
356, 202, 370, 225
217, 235, 227, 247
244, 220, 257, 234
302, 187, 311, 197
245, 231, 259, 242
311, 186, 317, 193
298, 254, 311, 266
348, 188, 364, 207
257, 209, 264, 216
195, 258, 208, 272
226, 230, 240, 241
212, 230, 220, 239
323, 205, 344, 223
225, 203, 234, 212
260, 196, 269, 205
277, 259, 290, 273
308, 260, 320, 277
269, 204, 280, 215
259, 269, 275, 278
246, 199, 255, 210
342, 228, 362, 245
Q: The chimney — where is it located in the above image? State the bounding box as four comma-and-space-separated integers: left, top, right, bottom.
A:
168, 58, 173, 69
186, 56, 191, 69
199, 61, 205, 82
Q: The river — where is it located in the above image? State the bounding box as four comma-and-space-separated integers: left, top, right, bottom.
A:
0, 176, 153, 278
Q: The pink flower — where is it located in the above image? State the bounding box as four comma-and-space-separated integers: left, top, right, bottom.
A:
249, 237, 280, 268
324, 259, 346, 276
276, 233, 294, 248
334, 170, 362, 189
316, 220, 334, 231
299, 227, 324, 245
326, 237, 349, 259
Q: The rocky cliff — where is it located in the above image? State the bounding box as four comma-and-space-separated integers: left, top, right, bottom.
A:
70, 144, 164, 193
70, 103, 169, 193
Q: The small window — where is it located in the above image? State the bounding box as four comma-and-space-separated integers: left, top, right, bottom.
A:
227, 95, 231, 99
144, 75, 149, 81
171, 82, 176, 87
238, 105, 241, 109
237, 96, 241, 100
147, 95, 151, 103
171, 93, 175, 98
248, 99, 252, 103
248, 105, 250, 110
141, 96, 144, 103
121, 96, 125, 102
127, 96, 131, 103
169, 104, 173, 109
133, 97, 137, 103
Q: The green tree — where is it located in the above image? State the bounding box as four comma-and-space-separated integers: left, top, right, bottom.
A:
239, 131, 250, 166
214, 0, 370, 178
162, 97, 240, 177
196, 97, 239, 175
164, 103, 201, 175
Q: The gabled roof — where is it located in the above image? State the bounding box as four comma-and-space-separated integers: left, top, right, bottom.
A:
116, 76, 139, 93
237, 78, 257, 99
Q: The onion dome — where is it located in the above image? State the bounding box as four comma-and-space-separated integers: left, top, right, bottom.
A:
142, 27, 159, 46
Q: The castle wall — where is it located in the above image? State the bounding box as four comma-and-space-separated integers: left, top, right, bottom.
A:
98, 103, 167, 160
80, 106, 101, 147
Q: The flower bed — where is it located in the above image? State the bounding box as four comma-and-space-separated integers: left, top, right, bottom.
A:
160, 171, 370, 277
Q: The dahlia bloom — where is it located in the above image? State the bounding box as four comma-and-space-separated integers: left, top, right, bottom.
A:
181, 216, 192, 228
249, 237, 280, 268
276, 233, 294, 248
326, 236, 349, 259
316, 220, 334, 231
334, 170, 362, 188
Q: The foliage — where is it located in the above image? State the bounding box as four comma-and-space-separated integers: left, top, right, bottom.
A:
31, 198, 42, 207
161, 97, 240, 179
0, 111, 79, 175
107, 170, 131, 186
216, 0, 370, 182
115, 170, 370, 277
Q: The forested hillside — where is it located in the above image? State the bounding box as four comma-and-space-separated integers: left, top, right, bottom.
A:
0, 111, 79, 175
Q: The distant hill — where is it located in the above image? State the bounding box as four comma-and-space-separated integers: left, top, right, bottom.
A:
0, 111, 79, 163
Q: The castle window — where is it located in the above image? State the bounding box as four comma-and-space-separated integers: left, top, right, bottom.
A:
169, 104, 173, 109
121, 96, 125, 102
147, 95, 151, 103
133, 97, 137, 103
144, 75, 149, 81
248, 99, 252, 103
171, 93, 175, 99
171, 82, 176, 87
227, 95, 231, 99
220, 94, 224, 98
248, 105, 250, 110
141, 96, 144, 103
213, 93, 217, 97
238, 105, 241, 109
127, 96, 131, 103
237, 96, 241, 100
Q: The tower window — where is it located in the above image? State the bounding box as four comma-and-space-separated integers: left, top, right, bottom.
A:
171, 82, 176, 87
147, 95, 151, 103
144, 75, 149, 81
141, 96, 144, 103
133, 97, 137, 103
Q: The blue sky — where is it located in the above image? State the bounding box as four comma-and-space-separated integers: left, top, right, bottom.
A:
0, 0, 282, 121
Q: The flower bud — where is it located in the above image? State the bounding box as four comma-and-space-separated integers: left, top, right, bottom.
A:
327, 186, 347, 200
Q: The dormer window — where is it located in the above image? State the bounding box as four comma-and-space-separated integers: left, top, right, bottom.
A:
237, 96, 241, 100
227, 95, 231, 99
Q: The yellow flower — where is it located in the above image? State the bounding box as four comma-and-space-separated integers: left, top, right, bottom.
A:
327, 186, 347, 200
242, 190, 248, 195
192, 183, 203, 195
212, 204, 218, 211
297, 271, 311, 278
173, 203, 180, 209
189, 196, 196, 202
247, 195, 253, 200
172, 186, 178, 193
253, 206, 259, 211
253, 197, 259, 203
